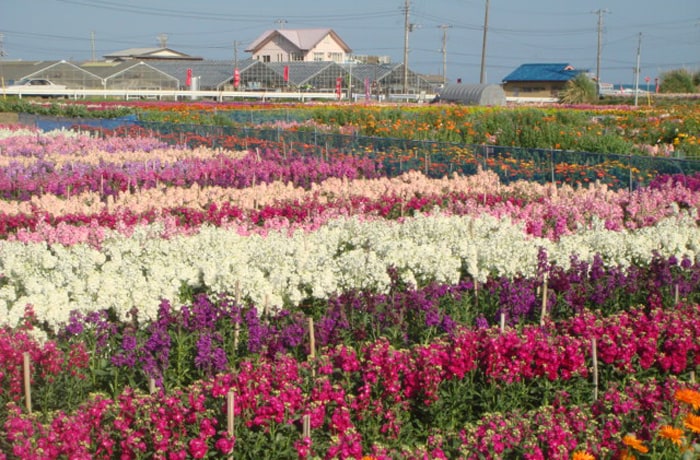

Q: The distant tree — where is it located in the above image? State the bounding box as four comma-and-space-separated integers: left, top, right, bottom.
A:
558, 73, 597, 104
693, 71, 700, 88
659, 69, 696, 93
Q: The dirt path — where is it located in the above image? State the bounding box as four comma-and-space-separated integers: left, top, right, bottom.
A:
0, 112, 20, 124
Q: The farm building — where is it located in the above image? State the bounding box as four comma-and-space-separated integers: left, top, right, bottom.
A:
501, 63, 586, 99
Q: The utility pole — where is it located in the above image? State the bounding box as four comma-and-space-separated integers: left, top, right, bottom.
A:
479, 0, 490, 84
403, 0, 410, 93
594, 9, 609, 96
90, 31, 96, 62
439, 24, 451, 86
234, 41, 241, 67
633, 32, 642, 106
0, 33, 5, 91
157, 33, 168, 48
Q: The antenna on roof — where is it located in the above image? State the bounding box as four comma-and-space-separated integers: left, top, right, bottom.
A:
157, 33, 168, 48
275, 19, 287, 30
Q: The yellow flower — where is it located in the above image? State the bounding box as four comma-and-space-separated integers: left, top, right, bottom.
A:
684, 413, 700, 434
622, 434, 649, 453
658, 424, 684, 446
571, 451, 595, 460
675, 388, 700, 410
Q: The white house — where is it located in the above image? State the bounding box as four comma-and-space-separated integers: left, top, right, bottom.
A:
245, 29, 351, 63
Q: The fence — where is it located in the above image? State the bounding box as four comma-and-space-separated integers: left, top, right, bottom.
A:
22, 114, 700, 191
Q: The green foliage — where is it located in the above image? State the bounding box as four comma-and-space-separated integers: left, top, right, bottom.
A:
659, 69, 697, 93
559, 74, 598, 104
0, 98, 134, 118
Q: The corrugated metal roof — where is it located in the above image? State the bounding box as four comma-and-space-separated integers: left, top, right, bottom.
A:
501, 63, 581, 82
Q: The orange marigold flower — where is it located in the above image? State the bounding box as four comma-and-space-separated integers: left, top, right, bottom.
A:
684, 413, 700, 434
572, 451, 595, 460
675, 388, 700, 410
658, 424, 684, 446
622, 434, 649, 454
616, 448, 636, 460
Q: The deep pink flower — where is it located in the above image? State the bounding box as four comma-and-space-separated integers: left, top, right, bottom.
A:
215, 436, 235, 454
188, 437, 208, 459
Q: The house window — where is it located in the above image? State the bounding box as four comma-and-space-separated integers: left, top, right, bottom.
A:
277, 53, 284, 62
291, 53, 303, 61
261, 55, 271, 63
328, 52, 342, 62
313, 52, 324, 61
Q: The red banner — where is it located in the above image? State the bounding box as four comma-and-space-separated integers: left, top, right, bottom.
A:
283, 66, 289, 82
186, 68, 192, 87
233, 68, 240, 88
336, 77, 342, 99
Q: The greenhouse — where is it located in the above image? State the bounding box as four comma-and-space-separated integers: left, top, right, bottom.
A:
434, 83, 506, 106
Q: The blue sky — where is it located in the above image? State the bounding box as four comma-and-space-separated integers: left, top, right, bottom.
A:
3, 0, 699, 85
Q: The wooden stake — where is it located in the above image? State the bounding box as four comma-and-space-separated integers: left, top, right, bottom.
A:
308, 317, 316, 359
233, 281, 241, 355
309, 317, 316, 377
675, 284, 679, 305
302, 414, 311, 438
148, 377, 156, 394
540, 275, 548, 326
227, 389, 235, 459
23, 352, 32, 413
592, 338, 599, 402
499, 311, 505, 332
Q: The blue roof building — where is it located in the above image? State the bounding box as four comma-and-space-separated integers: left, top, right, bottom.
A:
501, 63, 586, 101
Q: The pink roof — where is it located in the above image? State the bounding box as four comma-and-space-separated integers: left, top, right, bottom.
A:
246, 28, 351, 53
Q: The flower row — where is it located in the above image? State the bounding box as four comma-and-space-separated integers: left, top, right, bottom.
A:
1, 206, 698, 330
1, 168, 698, 244
2, 302, 700, 458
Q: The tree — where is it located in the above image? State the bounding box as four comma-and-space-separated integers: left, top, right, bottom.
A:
659, 69, 696, 93
558, 73, 597, 104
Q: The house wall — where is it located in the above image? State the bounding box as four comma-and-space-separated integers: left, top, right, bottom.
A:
252, 37, 302, 62
502, 81, 566, 98
304, 35, 347, 63
252, 34, 348, 63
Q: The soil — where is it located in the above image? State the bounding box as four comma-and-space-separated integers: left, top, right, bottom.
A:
0, 112, 19, 124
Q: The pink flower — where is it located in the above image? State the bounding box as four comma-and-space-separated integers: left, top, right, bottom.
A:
188, 437, 208, 459
215, 436, 235, 454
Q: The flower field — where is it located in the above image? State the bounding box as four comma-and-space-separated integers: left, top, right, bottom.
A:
0, 105, 700, 459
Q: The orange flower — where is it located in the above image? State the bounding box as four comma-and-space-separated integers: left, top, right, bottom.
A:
675, 388, 700, 410
684, 413, 700, 434
622, 434, 649, 453
571, 451, 595, 460
658, 424, 684, 446
616, 448, 636, 460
